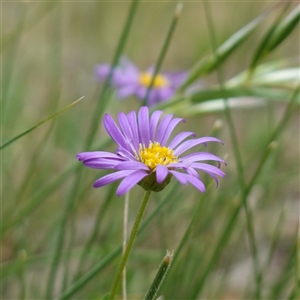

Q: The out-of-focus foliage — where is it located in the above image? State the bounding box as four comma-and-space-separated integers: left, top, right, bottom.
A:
2, 1, 299, 300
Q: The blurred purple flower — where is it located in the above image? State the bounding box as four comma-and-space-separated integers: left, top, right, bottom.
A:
95, 58, 187, 106
77, 107, 226, 196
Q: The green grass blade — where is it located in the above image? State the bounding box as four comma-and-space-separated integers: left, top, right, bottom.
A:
189, 86, 299, 104
245, 86, 299, 195
0, 97, 84, 151
249, 1, 292, 69
73, 182, 117, 280
58, 184, 179, 300
142, 3, 183, 106
2, 3, 58, 50
267, 5, 300, 52
45, 1, 141, 298
179, 6, 273, 91
203, 1, 261, 297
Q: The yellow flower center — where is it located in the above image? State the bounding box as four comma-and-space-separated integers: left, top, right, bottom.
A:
139, 72, 169, 88
139, 141, 178, 170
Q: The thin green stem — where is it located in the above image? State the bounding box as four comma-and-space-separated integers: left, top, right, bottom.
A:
1, 97, 83, 151
45, 1, 140, 298
246, 86, 299, 195
73, 183, 116, 280
203, 1, 261, 298
109, 190, 151, 300
57, 185, 178, 300
142, 3, 182, 106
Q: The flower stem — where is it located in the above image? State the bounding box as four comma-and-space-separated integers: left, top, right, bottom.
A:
109, 190, 152, 300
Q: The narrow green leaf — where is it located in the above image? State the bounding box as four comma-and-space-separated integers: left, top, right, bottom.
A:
179, 8, 273, 91
250, 2, 292, 69
267, 5, 300, 51
142, 3, 183, 106
1, 96, 84, 151
189, 86, 299, 104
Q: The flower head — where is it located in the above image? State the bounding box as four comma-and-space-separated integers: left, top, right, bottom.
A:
77, 107, 225, 196
95, 58, 187, 106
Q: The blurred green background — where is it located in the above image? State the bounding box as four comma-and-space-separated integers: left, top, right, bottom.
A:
2, 1, 299, 299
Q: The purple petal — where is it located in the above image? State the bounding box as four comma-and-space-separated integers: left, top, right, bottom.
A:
155, 114, 174, 144
126, 111, 139, 152
165, 72, 188, 87
120, 57, 140, 75
135, 85, 147, 100
205, 171, 220, 188
103, 114, 130, 151
185, 174, 205, 192
156, 165, 169, 183
168, 131, 196, 150
116, 170, 148, 196
83, 159, 122, 169
147, 89, 160, 107
114, 59, 139, 86
180, 152, 226, 165
174, 137, 224, 156
115, 161, 149, 171
157, 87, 174, 102
138, 107, 150, 146
149, 110, 163, 141
117, 112, 136, 155
160, 117, 185, 146
185, 167, 200, 178
116, 148, 136, 161
117, 84, 138, 98
191, 163, 225, 177
76, 151, 120, 161
95, 64, 110, 81
169, 170, 188, 185
167, 162, 189, 169
170, 171, 205, 192
93, 170, 134, 188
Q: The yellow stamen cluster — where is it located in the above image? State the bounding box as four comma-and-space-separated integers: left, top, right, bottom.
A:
139, 141, 178, 170
139, 72, 169, 88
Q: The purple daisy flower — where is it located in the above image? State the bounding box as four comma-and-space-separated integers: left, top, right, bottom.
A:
77, 107, 226, 196
95, 58, 187, 106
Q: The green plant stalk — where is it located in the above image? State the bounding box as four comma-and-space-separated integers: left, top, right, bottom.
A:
2, 164, 76, 234
203, 1, 263, 298
245, 86, 299, 195
45, 2, 140, 297
57, 185, 178, 300
190, 199, 241, 298
192, 85, 299, 297
73, 183, 117, 280
270, 242, 297, 298
1, 97, 84, 151
144, 251, 173, 300
109, 190, 151, 300
142, 3, 182, 106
